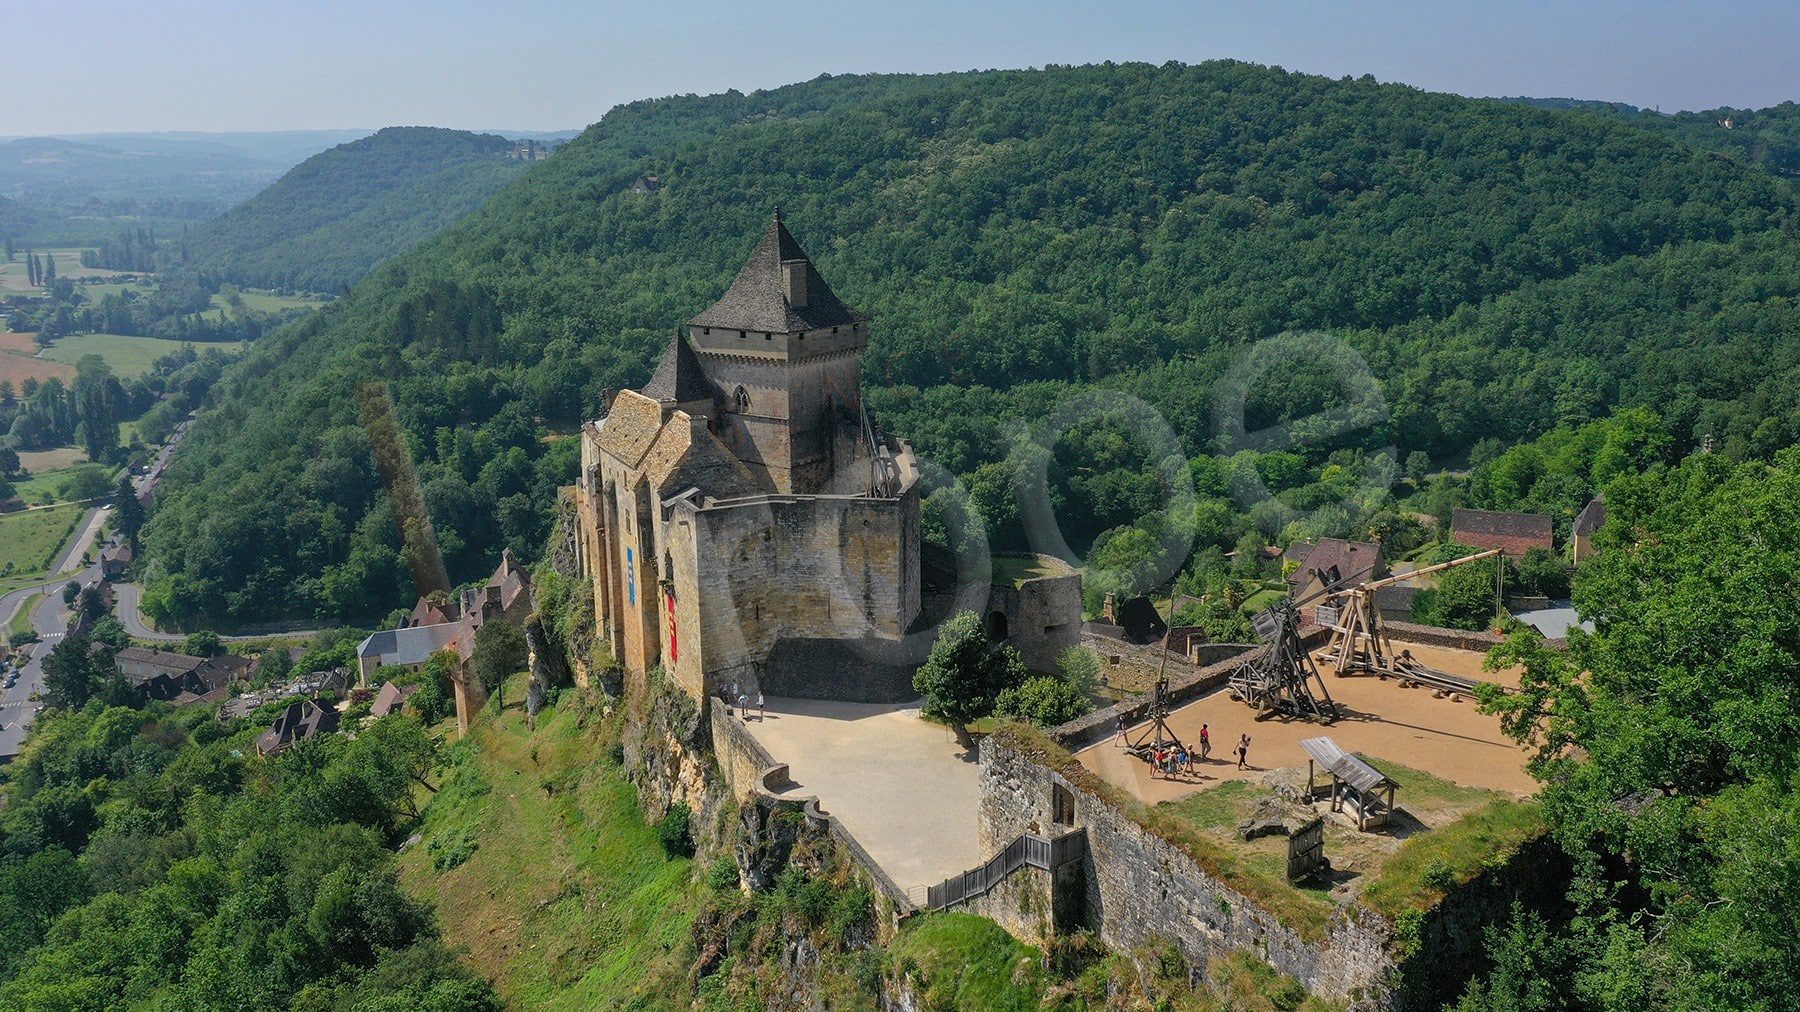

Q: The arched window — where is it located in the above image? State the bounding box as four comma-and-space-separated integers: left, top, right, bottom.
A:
733, 385, 751, 413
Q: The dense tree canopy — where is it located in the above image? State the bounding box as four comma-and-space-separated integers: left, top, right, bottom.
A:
144, 62, 1800, 630
170, 127, 531, 292
1465, 452, 1800, 1010
0, 703, 495, 1009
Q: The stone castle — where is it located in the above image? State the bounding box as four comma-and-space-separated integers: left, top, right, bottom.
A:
573, 212, 930, 702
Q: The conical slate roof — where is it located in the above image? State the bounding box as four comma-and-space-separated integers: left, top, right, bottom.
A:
642, 332, 714, 403
687, 212, 867, 333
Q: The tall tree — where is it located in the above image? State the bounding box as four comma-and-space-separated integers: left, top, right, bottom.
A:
913, 611, 1027, 746
470, 620, 527, 709
111, 475, 145, 546
43, 633, 101, 710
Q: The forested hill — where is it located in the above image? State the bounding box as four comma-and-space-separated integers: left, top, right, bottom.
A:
168, 126, 531, 290
1507, 96, 1800, 177
143, 62, 1800, 628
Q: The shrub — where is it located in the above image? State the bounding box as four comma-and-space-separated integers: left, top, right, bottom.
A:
655, 802, 694, 857
705, 855, 739, 891
428, 829, 478, 871
995, 676, 1091, 727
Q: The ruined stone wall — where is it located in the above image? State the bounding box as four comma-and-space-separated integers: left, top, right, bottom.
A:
979, 732, 1399, 1008
986, 567, 1083, 674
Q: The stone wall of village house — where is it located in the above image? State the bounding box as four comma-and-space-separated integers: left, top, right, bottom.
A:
978, 733, 1401, 1009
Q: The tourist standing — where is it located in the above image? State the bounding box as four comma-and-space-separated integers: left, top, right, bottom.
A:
1199, 723, 1211, 760
1236, 733, 1251, 770
1115, 714, 1127, 745
738, 693, 749, 722
757, 691, 765, 721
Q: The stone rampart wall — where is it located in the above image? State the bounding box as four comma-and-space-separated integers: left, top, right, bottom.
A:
1057, 642, 1258, 751
979, 731, 1397, 1007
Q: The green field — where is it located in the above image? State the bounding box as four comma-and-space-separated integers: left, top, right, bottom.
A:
0, 504, 82, 579
9, 461, 118, 507
196, 288, 328, 323
37, 333, 246, 377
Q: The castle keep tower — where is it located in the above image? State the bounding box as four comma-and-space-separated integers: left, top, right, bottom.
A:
573, 213, 922, 703
685, 209, 873, 495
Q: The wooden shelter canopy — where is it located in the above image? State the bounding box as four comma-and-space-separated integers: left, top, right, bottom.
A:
1300, 737, 1395, 794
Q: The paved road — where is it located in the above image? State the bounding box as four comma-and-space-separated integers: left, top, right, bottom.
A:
0, 561, 91, 731
52, 507, 109, 575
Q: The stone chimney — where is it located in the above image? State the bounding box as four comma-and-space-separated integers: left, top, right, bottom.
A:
781, 260, 808, 309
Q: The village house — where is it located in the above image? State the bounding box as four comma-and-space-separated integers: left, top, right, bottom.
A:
1451, 507, 1554, 557
1286, 538, 1384, 621
369, 680, 421, 719
115, 647, 252, 702
256, 699, 341, 756
1572, 497, 1606, 563
356, 549, 532, 724
99, 541, 134, 579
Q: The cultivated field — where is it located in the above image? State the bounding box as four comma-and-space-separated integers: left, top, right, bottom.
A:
0, 336, 77, 386
0, 250, 131, 293
37, 333, 246, 377
14, 446, 88, 472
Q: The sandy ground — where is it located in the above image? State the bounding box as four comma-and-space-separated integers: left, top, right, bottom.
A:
738, 696, 984, 896
1077, 644, 1535, 802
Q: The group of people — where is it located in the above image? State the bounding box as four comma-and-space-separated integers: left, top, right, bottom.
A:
725, 681, 766, 722
1115, 717, 1254, 777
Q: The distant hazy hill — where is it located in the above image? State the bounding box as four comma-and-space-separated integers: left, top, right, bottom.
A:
146, 62, 1800, 627
172, 127, 533, 290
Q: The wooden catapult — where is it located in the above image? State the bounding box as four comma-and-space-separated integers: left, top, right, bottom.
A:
1312, 547, 1510, 698
1227, 597, 1340, 722
1125, 636, 1189, 761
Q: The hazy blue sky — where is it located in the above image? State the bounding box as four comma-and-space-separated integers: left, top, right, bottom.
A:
9, 0, 1798, 134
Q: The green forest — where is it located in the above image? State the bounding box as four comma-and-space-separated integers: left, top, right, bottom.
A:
0, 701, 499, 1010
143, 61, 1800, 631
168, 127, 534, 292
13, 57, 1800, 1012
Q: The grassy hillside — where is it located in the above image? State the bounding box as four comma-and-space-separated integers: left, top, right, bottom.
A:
142, 62, 1800, 627
171, 126, 531, 290
402, 679, 1328, 1010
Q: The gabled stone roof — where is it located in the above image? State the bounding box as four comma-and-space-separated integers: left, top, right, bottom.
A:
1451, 508, 1554, 555
642, 332, 715, 403
687, 212, 866, 334
593, 389, 668, 469
641, 414, 761, 499
1288, 538, 1382, 597
1573, 497, 1607, 536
